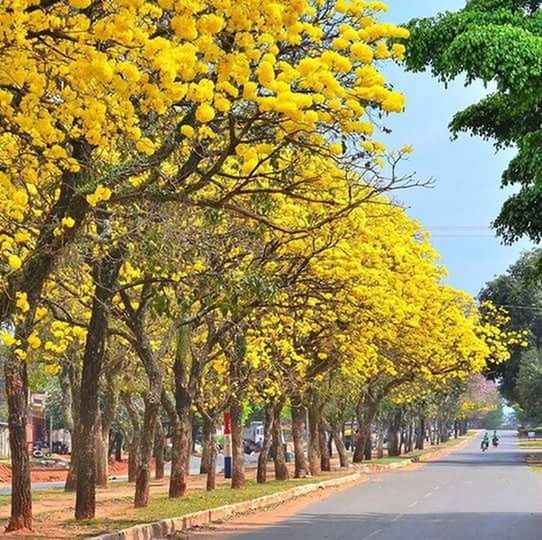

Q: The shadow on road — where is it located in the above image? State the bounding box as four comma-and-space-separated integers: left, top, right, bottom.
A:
215, 512, 542, 540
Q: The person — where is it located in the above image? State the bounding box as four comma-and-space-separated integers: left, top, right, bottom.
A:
492, 431, 499, 446
481, 432, 489, 450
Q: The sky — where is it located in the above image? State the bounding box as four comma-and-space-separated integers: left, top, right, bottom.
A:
378, 1, 535, 296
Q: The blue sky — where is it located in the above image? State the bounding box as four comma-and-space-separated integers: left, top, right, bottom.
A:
379, 1, 535, 296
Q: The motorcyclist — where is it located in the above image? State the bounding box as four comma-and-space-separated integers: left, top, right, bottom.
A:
481, 432, 489, 451
492, 431, 499, 447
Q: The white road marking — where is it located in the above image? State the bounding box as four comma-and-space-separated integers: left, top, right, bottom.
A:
362, 529, 383, 540
424, 492, 433, 498
391, 513, 403, 522
408, 501, 419, 508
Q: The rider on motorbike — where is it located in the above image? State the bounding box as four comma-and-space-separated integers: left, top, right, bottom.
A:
492, 431, 499, 447
481, 432, 489, 451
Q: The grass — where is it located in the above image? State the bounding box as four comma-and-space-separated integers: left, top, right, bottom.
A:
519, 440, 542, 448
364, 433, 473, 466
58, 476, 346, 538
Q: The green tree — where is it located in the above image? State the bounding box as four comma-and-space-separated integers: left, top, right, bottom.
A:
479, 249, 542, 400
403, 1, 542, 242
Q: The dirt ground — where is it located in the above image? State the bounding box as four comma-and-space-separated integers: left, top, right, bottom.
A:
0, 460, 130, 486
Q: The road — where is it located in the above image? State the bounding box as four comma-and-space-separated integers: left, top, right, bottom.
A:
0, 453, 260, 496
212, 431, 542, 540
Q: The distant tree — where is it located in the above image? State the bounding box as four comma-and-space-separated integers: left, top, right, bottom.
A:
479, 249, 542, 400
517, 349, 542, 424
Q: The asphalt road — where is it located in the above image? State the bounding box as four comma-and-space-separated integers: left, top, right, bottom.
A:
218, 431, 542, 540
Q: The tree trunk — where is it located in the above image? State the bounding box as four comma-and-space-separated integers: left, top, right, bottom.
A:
290, 397, 307, 478
60, 356, 81, 492
154, 420, 165, 480
75, 244, 124, 521
65, 426, 80, 492
387, 411, 402, 457
332, 425, 349, 468
200, 415, 214, 475
4, 349, 32, 531
415, 417, 425, 450
168, 409, 191, 498
354, 394, 378, 463
114, 432, 123, 462
95, 419, 109, 488
307, 392, 321, 476
406, 423, 414, 454
363, 432, 372, 461
399, 428, 406, 455
124, 394, 142, 483
206, 420, 217, 492
257, 404, 274, 484
319, 424, 331, 472
272, 402, 289, 480
376, 422, 384, 459
134, 394, 160, 508
230, 395, 245, 489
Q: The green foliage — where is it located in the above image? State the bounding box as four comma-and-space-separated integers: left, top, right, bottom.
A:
478, 248, 542, 400
404, 1, 542, 243
517, 348, 542, 422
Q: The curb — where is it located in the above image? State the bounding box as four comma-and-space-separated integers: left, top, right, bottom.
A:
89, 474, 361, 540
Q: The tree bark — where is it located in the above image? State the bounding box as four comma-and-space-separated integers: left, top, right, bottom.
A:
134, 394, 159, 508
124, 393, 142, 483
353, 394, 378, 463
95, 413, 108, 488
75, 243, 124, 521
387, 410, 402, 457
319, 423, 331, 472
376, 422, 385, 459
415, 416, 425, 450
200, 415, 214, 475
257, 404, 274, 484
206, 418, 217, 492
4, 349, 32, 531
272, 402, 289, 480
307, 391, 321, 476
61, 356, 81, 492
290, 398, 307, 478
230, 395, 245, 489
114, 432, 123, 462
168, 405, 191, 497
154, 419, 165, 480
331, 425, 349, 468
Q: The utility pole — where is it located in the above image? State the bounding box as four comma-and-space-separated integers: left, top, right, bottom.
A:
224, 409, 232, 479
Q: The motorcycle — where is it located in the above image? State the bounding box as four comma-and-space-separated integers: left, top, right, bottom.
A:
481, 440, 489, 452
492, 437, 499, 447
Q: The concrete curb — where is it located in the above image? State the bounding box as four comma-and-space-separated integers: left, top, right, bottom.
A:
91, 436, 474, 540
89, 474, 360, 540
